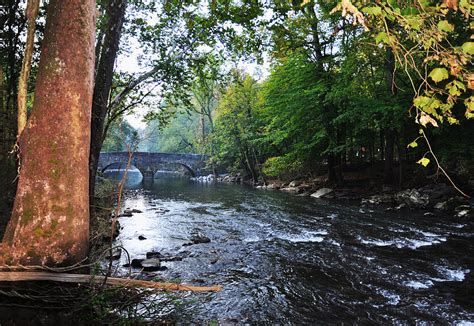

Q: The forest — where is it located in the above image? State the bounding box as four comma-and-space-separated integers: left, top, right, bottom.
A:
0, 0, 473, 324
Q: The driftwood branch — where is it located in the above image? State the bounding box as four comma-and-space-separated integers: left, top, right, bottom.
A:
0, 272, 222, 293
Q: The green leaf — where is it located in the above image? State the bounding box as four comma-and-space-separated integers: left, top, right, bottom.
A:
407, 141, 418, 148
406, 17, 422, 30
417, 157, 430, 167
413, 96, 431, 109
362, 6, 382, 15
447, 116, 459, 124
375, 32, 389, 44
461, 42, 474, 55
437, 20, 454, 32
429, 68, 449, 83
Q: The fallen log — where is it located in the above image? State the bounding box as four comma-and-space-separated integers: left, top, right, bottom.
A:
0, 272, 222, 293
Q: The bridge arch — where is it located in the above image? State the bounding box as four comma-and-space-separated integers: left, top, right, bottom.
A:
101, 162, 139, 174
98, 152, 205, 178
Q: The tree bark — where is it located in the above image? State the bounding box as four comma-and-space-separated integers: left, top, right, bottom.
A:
89, 0, 128, 201
1, 0, 96, 266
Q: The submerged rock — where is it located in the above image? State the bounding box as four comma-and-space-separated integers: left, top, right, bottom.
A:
311, 188, 334, 199
138, 235, 147, 240
190, 232, 211, 244
361, 194, 394, 205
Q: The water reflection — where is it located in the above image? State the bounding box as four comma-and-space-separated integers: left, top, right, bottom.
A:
102, 163, 143, 188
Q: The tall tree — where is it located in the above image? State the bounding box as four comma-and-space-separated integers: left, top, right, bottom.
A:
89, 0, 128, 201
1, 0, 96, 265
17, 0, 40, 137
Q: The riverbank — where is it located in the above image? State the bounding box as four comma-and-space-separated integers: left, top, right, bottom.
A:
193, 173, 473, 217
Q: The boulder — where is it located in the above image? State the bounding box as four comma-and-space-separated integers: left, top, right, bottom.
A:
146, 251, 161, 259
190, 232, 211, 244
140, 258, 161, 271
419, 183, 454, 205
394, 189, 429, 208
289, 180, 303, 187
434, 201, 448, 211
310, 188, 334, 199
120, 209, 133, 217
280, 187, 302, 193
122, 258, 144, 268
266, 183, 280, 190
138, 235, 147, 240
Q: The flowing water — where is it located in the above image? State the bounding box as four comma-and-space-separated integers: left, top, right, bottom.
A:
109, 173, 473, 324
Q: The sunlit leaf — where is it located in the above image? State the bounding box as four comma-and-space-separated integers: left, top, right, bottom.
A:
461, 42, 474, 55
407, 140, 418, 148
417, 157, 430, 167
429, 68, 449, 83
375, 32, 389, 44
437, 20, 454, 32
362, 6, 382, 15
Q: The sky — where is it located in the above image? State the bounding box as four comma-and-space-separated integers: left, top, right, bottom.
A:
116, 4, 271, 130
117, 45, 270, 130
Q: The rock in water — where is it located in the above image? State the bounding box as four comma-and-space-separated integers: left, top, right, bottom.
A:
394, 189, 429, 208
105, 248, 121, 260
146, 251, 161, 259
190, 232, 211, 244
311, 188, 334, 199
289, 180, 303, 187
138, 235, 147, 240
141, 258, 161, 271
434, 201, 448, 211
122, 259, 144, 268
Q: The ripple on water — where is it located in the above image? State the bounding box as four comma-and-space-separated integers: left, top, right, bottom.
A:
434, 266, 470, 282
113, 180, 474, 324
358, 232, 447, 249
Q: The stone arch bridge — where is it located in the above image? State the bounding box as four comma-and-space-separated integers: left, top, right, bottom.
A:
98, 152, 207, 178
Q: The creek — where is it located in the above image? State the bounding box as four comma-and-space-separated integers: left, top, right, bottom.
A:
107, 171, 473, 324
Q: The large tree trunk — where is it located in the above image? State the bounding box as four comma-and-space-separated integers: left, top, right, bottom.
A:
1, 0, 96, 266
89, 0, 128, 201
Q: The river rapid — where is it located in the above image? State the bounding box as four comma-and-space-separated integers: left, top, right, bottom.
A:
110, 173, 473, 324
